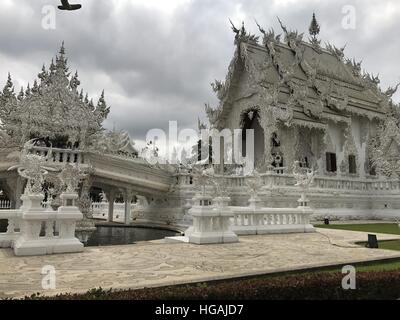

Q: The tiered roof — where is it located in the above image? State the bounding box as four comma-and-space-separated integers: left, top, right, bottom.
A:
0, 43, 110, 147
208, 16, 400, 130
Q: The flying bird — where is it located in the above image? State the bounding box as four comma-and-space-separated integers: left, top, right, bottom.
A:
58, 0, 82, 11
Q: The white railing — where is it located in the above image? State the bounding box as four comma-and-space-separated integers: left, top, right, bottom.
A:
175, 173, 400, 193
0, 209, 21, 248
31, 146, 86, 165
9, 193, 83, 256
91, 201, 108, 219
230, 206, 315, 235
0, 200, 11, 209
91, 201, 134, 223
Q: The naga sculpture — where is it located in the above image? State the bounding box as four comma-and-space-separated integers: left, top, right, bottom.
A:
58, 163, 88, 193
8, 139, 56, 195
293, 161, 315, 207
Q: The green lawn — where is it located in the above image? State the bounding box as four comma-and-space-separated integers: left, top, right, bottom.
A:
315, 223, 400, 252
315, 223, 400, 235
355, 240, 400, 252
324, 257, 400, 272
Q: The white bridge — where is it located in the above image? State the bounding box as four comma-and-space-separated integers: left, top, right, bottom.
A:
1, 145, 400, 230
0, 146, 174, 225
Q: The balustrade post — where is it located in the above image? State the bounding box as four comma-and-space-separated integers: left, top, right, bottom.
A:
107, 190, 116, 223
188, 195, 238, 244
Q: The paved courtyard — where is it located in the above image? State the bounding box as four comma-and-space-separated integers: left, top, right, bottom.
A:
1, 228, 400, 299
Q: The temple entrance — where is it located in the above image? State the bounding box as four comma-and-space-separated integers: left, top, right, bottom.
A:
241, 109, 265, 168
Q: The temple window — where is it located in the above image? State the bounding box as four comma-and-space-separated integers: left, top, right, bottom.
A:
299, 157, 309, 168
272, 154, 284, 174
348, 155, 357, 174
241, 109, 264, 165
272, 132, 281, 147
369, 161, 377, 176
326, 152, 337, 173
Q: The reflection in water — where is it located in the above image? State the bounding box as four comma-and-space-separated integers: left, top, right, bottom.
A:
86, 226, 180, 247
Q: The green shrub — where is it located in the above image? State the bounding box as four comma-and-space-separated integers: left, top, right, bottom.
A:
22, 270, 400, 300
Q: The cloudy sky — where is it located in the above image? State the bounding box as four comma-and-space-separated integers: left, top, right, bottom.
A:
0, 0, 399, 150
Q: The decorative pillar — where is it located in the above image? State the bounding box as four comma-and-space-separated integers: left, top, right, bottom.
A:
259, 109, 277, 168
13, 193, 47, 256
219, 135, 225, 174
13, 177, 24, 209
124, 189, 133, 225
55, 191, 84, 253
188, 194, 238, 245
107, 189, 115, 223
293, 161, 316, 232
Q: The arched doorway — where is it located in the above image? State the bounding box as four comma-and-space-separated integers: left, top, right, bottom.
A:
241, 108, 265, 168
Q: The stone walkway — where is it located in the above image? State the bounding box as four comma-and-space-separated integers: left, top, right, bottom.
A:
1, 228, 400, 299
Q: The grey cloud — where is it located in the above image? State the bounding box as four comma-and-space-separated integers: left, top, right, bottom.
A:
1, 0, 400, 141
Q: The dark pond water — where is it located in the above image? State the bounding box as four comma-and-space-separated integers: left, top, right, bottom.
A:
86, 226, 180, 247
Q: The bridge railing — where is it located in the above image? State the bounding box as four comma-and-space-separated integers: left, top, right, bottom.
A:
175, 172, 400, 194
0, 209, 20, 248
230, 206, 314, 235
30, 146, 86, 165
0, 200, 11, 209
91, 201, 135, 222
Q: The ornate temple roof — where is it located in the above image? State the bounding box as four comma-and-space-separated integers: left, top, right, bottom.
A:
208, 15, 400, 129
0, 44, 110, 148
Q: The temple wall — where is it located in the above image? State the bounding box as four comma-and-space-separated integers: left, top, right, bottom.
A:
326, 121, 346, 170
350, 116, 370, 178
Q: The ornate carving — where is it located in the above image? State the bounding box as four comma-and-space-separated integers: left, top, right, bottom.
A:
271, 106, 293, 126
90, 128, 138, 158
245, 170, 263, 195
256, 22, 281, 49
339, 125, 359, 176
277, 17, 304, 48
211, 80, 227, 101
204, 103, 222, 128
0, 44, 109, 148
58, 163, 87, 193
362, 72, 380, 91
369, 117, 400, 177
230, 20, 259, 46
325, 43, 346, 62
293, 160, 315, 189
8, 139, 57, 195
345, 58, 362, 78
384, 83, 400, 98
308, 13, 321, 49
192, 166, 215, 196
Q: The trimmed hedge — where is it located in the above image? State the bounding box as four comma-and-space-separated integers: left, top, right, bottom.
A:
23, 270, 400, 300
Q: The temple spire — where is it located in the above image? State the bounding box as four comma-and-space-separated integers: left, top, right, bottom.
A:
17, 87, 24, 101
309, 13, 320, 42
3, 73, 14, 96
55, 42, 69, 76
96, 90, 110, 119
59, 41, 66, 56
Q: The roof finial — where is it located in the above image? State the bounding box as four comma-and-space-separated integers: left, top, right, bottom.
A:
277, 16, 287, 34
60, 41, 66, 55
309, 12, 320, 41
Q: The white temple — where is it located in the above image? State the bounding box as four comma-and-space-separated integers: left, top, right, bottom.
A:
197, 17, 400, 221
1, 15, 400, 252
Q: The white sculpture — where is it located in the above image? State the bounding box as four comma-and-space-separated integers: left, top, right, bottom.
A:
8, 139, 57, 195
245, 170, 263, 208
192, 165, 215, 196
58, 163, 87, 193
293, 161, 315, 207
10, 148, 85, 256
